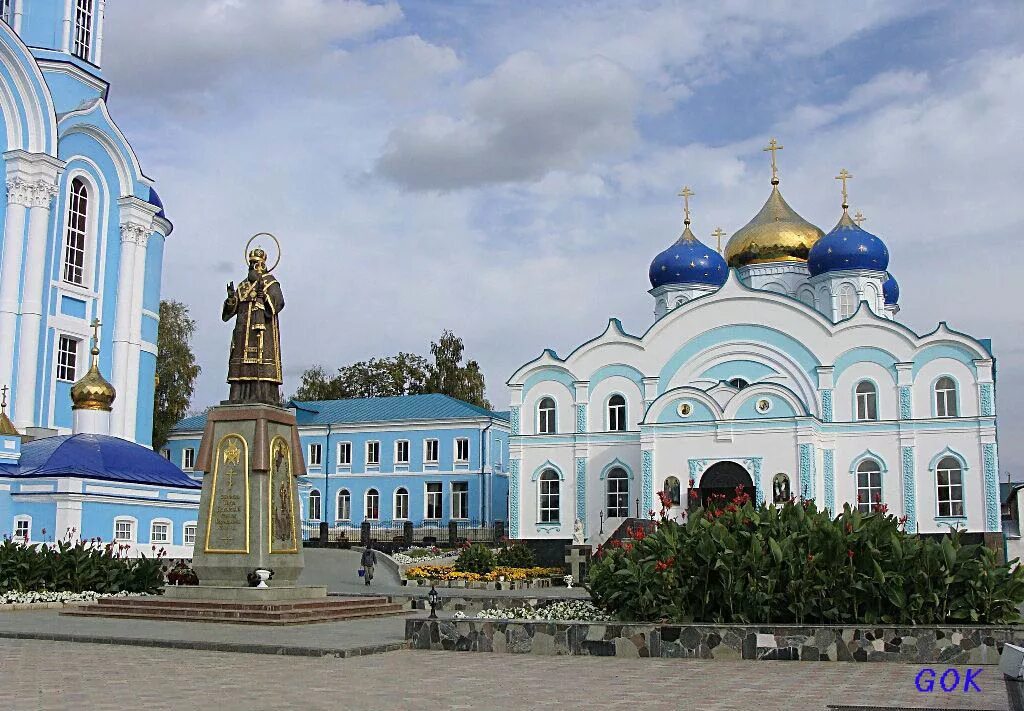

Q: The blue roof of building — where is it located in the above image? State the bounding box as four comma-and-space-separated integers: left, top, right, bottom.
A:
147, 187, 166, 219
0, 434, 199, 488
808, 212, 889, 277
649, 225, 728, 289
883, 272, 900, 305
172, 394, 509, 433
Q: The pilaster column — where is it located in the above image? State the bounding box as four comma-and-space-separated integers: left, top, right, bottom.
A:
122, 229, 150, 440
896, 362, 914, 420
94, 0, 107, 65
61, 0, 72, 53
0, 179, 32, 396
816, 366, 834, 422
573, 381, 588, 434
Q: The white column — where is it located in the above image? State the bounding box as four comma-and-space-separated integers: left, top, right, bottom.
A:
0, 179, 31, 396
13, 0, 24, 33
93, 0, 106, 65
73, 407, 110, 436
62, 0, 73, 52
13, 181, 60, 429
122, 229, 150, 440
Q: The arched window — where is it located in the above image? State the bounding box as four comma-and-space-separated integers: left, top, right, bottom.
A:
336, 489, 351, 521
605, 467, 629, 518
538, 470, 560, 523
394, 487, 409, 520
856, 460, 882, 513
838, 284, 857, 319
798, 290, 815, 308
855, 381, 878, 421
73, 0, 94, 60
935, 377, 958, 418
607, 395, 626, 432
936, 457, 964, 517
308, 489, 321, 521
365, 489, 380, 520
538, 397, 556, 434
63, 178, 89, 285
728, 378, 749, 390
663, 476, 681, 506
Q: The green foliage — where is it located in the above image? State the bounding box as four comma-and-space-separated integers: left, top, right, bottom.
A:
455, 543, 495, 574
425, 330, 490, 410
587, 494, 1024, 625
153, 300, 201, 450
0, 536, 166, 594
496, 543, 536, 569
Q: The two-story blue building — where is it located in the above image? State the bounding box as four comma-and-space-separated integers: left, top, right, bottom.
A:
167, 394, 511, 533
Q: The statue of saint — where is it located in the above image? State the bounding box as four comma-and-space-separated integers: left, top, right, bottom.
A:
573, 518, 585, 545
223, 247, 284, 404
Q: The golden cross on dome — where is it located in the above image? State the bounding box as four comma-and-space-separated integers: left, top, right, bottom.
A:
711, 227, 727, 255
677, 186, 694, 225
763, 138, 784, 184
1, 384, 8, 412
835, 168, 853, 210
89, 317, 102, 360
853, 210, 867, 226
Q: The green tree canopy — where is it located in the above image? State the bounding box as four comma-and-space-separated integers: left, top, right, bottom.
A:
153, 300, 201, 450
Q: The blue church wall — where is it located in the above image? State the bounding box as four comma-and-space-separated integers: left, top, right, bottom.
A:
734, 395, 798, 419
135, 352, 157, 446
19, 1, 66, 53
80, 500, 196, 546
143, 234, 164, 315
657, 398, 716, 423
6, 498, 56, 540
40, 71, 105, 114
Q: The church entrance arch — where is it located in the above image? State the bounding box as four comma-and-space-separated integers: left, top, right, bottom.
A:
696, 461, 753, 509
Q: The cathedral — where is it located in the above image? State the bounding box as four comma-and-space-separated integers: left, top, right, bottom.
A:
0, 1, 168, 446
507, 142, 999, 545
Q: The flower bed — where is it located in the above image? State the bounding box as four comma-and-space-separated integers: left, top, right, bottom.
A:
405, 565, 561, 582
1, 590, 149, 606
465, 600, 610, 622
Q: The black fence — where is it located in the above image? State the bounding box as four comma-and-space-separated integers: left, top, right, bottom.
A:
299, 519, 505, 548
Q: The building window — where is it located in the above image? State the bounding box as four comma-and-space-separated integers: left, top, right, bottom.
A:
425, 482, 442, 519
337, 442, 351, 466
539, 470, 560, 523
365, 489, 380, 520
62, 177, 89, 285
14, 517, 30, 541
160, 449, 171, 460
605, 467, 629, 518
728, 378, 749, 390
395, 440, 410, 465
455, 438, 470, 463
183, 524, 197, 546
72, 0, 94, 60
394, 487, 409, 519
452, 482, 469, 520
607, 394, 627, 432
493, 439, 503, 470
838, 284, 857, 319
424, 439, 439, 464
308, 489, 321, 520
56, 335, 79, 382
307, 443, 322, 467
182, 448, 195, 470
663, 476, 681, 506
1, 0, 12, 25
936, 457, 964, 517
337, 489, 350, 521
935, 377, 958, 418
114, 518, 135, 542
856, 459, 882, 513
150, 521, 170, 544
538, 397, 556, 434
855, 381, 878, 421
366, 441, 380, 466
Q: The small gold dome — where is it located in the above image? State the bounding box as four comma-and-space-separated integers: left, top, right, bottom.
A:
724, 184, 825, 268
71, 351, 116, 412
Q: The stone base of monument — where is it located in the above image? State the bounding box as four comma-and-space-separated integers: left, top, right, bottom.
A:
162, 584, 329, 602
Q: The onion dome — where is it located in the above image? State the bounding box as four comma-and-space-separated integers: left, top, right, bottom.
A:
807, 209, 889, 276
147, 187, 166, 219
649, 185, 727, 288
71, 325, 116, 412
883, 272, 900, 305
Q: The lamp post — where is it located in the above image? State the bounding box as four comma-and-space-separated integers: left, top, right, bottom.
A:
599, 511, 604, 535
635, 497, 640, 518
427, 584, 440, 619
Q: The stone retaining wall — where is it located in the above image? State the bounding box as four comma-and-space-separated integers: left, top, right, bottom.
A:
406, 618, 1024, 664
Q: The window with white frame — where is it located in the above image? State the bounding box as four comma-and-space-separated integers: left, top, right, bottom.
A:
425, 482, 442, 519
494, 439, 503, 470
308, 489, 321, 521
539, 470, 560, 523
455, 437, 470, 463
73, 0, 94, 60
182, 448, 196, 470
114, 518, 135, 542
307, 443, 322, 467
56, 335, 79, 382
394, 487, 409, 519
395, 440, 410, 465
424, 438, 439, 464
183, 523, 197, 546
837, 284, 857, 320
160, 449, 171, 460
63, 177, 89, 285
150, 520, 170, 544
14, 517, 30, 541
607, 394, 627, 431
855, 381, 878, 421
336, 489, 351, 521
936, 457, 964, 517
605, 467, 629, 518
538, 397, 556, 434
452, 482, 469, 520
366, 441, 380, 466
365, 489, 380, 520
856, 459, 882, 513
337, 442, 351, 466
935, 377, 958, 418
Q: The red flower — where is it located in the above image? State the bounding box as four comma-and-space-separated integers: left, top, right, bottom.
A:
608, 538, 621, 548
845, 523, 853, 534
847, 549, 855, 559
634, 528, 646, 541
625, 526, 634, 538
689, 490, 699, 500
623, 542, 633, 553
657, 490, 672, 507
807, 554, 814, 562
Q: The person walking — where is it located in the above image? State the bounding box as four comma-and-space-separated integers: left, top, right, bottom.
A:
360, 543, 377, 586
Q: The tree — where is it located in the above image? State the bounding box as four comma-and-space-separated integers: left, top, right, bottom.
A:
426, 330, 491, 410
153, 300, 201, 450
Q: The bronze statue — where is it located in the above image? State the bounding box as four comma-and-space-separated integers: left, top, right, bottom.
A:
223, 239, 284, 405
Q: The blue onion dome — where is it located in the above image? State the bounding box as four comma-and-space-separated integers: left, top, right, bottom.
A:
807, 210, 889, 276
883, 272, 899, 305
649, 222, 728, 288
147, 187, 166, 219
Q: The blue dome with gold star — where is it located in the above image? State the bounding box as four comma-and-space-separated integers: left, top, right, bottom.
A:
649, 225, 728, 289
807, 211, 889, 277
883, 272, 899, 305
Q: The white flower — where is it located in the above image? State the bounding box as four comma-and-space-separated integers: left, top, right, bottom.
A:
453, 610, 466, 619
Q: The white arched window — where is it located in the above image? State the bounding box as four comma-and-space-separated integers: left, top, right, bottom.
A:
607, 395, 626, 432
856, 459, 882, 513
394, 487, 409, 520
538, 470, 560, 523
837, 285, 857, 319
73, 0, 94, 60
308, 489, 321, 521
605, 467, 629, 518
538, 397, 556, 434
935, 377, 958, 418
150, 519, 171, 544
62, 177, 89, 285
798, 290, 815, 308
728, 378, 749, 390
855, 381, 878, 421
365, 488, 380, 520
336, 489, 351, 521
936, 457, 964, 517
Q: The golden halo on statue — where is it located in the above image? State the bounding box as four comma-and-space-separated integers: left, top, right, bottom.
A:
244, 232, 282, 273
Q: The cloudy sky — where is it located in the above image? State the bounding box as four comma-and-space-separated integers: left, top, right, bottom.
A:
102, 0, 1023, 472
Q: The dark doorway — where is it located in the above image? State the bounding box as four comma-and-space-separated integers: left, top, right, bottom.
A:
696, 461, 754, 508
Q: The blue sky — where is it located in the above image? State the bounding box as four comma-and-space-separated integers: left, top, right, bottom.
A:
101, 0, 1023, 472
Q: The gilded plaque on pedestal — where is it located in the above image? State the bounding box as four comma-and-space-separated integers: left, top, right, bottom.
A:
269, 436, 298, 553
204, 433, 250, 553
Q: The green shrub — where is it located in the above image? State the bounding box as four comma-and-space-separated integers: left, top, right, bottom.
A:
587, 491, 1024, 625
0, 536, 165, 594
455, 543, 495, 574
496, 543, 536, 569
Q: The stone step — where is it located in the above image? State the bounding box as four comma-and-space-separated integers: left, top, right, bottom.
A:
62, 603, 407, 625
95, 596, 392, 612
79, 601, 404, 619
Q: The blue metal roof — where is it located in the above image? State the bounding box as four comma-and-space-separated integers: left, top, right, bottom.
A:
4, 434, 199, 489
172, 394, 509, 433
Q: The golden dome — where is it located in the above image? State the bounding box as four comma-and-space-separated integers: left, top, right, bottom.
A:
0, 411, 17, 436
724, 184, 825, 267
71, 347, 116, 412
